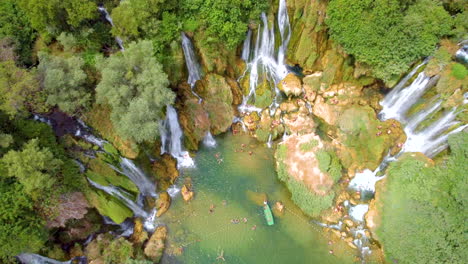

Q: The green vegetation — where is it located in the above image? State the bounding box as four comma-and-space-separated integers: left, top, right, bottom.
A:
96, 40, 175, 142
299, 139, 318, 152
38, 52, 90, 114
287, 179, 335, 217
451, 63, 467, 80
316, 150, 342, 182
327, 0, 453, 82
377, 132, 467, 263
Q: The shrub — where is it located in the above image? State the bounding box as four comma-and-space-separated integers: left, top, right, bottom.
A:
451, 63, 467, 80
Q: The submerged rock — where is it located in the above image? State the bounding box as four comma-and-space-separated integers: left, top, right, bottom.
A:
144, 226, 168, 262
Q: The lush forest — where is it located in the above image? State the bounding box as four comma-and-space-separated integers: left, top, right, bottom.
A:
0, 0, 466, 263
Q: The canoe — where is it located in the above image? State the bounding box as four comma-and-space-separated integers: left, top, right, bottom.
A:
263, 201, 275, 226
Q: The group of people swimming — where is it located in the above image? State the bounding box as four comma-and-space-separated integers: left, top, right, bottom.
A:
234, 143, 254, 155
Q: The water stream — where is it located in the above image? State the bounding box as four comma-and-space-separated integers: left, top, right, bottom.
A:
97, 6, 125, 51
181, 33, 203, 102
238, 0, 291, 114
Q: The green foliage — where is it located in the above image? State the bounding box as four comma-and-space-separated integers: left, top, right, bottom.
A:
451, 63, 467, 79
316, 150, 342, 182
18, 0, 97, 35
0, 178, 47, 262
0, 1, 36, 64
299, 139, 318, 152
327, 0, 453, 82
452, 9, 467, 40
106, 237, 135, 264
1, 139, 61, 200
96, 40, 176, 142
0, 133, 13, 149
287, 179, 335, 217
38, 52, 90, 114
0, 60, 47, 117
378, 132, 468, 263
179, 0, 268, 49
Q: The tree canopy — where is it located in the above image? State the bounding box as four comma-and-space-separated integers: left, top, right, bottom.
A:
38, 53, 90, 114
327, 0, 453, 83
96, 40, 175, 143
377, 132, 468, 263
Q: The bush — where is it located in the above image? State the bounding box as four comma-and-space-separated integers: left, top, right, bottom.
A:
451, 63, 467, 80
299, 139, 318, 152
287, 179, 335, 217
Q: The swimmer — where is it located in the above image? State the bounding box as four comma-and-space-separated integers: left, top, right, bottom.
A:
243, 217, 248, 223
249, 151, 253, 155
251, 225, 257, 230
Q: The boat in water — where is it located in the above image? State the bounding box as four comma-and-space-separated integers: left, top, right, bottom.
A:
263, 201, 275, 226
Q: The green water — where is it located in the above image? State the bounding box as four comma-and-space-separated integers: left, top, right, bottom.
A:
160, 133, 357, 264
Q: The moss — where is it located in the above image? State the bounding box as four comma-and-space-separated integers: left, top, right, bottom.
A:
451, 63, 468, 80
286, 179, 335, 217
85, 189, 133, 224
255, 128, 270, 142
299, 139, 318, 152
87, 155, 139, 193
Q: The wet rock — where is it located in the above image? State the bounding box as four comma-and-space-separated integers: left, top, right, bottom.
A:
155, 191, 171, 217
303, 72, 321, 103
181, 185, 194, 202
243, 112, 260, 131
152, 154, 179, 191
275, 201, 285, 213
130, 218, 149, 245
344, 219, 354, 228
144, 226, 168, 263
278, 73, 303, 97
313, 96, 342, 126
282, 111, 315, 135
178, 97, 211, 151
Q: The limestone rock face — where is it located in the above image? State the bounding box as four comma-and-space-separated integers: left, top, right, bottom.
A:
144, 226, 168, 263
178, 97, 211, 151
181, 185, 194, 202
155, 191, 171, 217
313, 96, 342, 126
278, 73, 303, 97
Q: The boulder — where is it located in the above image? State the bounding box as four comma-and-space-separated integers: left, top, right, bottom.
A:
312, 96, 343, 126
152, 154, 179, 191
130, 218, 149, 245
278, 73, 303, 97
181, 185, 194, 202
155, 192, 171, 217
144, 226, 168, 263
47, 192, 89, 228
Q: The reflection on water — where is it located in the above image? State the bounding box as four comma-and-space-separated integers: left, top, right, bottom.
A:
160, 133, 357, 264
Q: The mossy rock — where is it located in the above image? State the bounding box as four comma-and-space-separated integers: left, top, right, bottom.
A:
163, 40, 186, 86
85, 189, 133, 224
204, 102, 234, 135
178, 99, 210, 150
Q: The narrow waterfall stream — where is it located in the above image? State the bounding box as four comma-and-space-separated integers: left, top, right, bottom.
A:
345, 61, 467, 258
97, 6, 125, 51
181, 33, 203, 102
160, 105, 195, 168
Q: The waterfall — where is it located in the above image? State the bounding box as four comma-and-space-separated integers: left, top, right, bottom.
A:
159, 105, 195, 168
88, 179, 148, 218
167, 185, 181, 198
241, 29, 252, 61
98, 6, 125, 51
266, 134, 273, 148
16, 254, 86, 264
238, 0, 291, 113
456, 44, 468, 63
117, 158, 157, 197
202, 131, 217, 148
181, 33, 203, 102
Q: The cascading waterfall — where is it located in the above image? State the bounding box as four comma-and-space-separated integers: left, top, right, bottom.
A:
238, 0, 291, 113
97, 6, 125, 51
112, 158, 157, 197
241, 29, 252, 61
181, 33, 203, 102
346, 61, 467, 259
456, 43, 468, 63
159, 105, 195, 168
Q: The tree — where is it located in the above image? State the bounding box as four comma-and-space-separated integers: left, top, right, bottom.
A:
327, 0, 453, 83
0, 178, 47, 262
377, 132, 468, 263
1, 139, 62, 200
0, 60, 47, 117
18, 0, 97, 35
96, 40, 176, 142
0, 1, 36, 65
37, 53, 90, 114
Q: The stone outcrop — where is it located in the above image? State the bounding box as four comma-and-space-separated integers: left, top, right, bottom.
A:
155, 191, 171, 217
144, 226, 168, 263
130, 218, 149, 245
181, 185, 194, 202
152, 154, 179, 191
47, 192, 89, 228
278, 73, 303, 97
